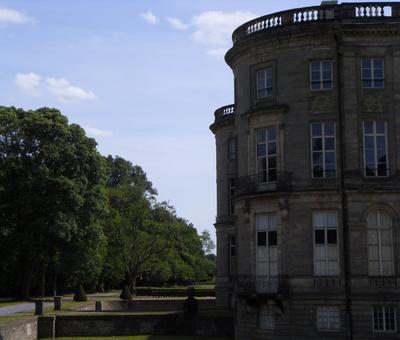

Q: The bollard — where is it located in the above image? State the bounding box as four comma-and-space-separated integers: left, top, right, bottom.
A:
95, 301, 103, 312
54, 296, 62, 311
34, 300, 44, 315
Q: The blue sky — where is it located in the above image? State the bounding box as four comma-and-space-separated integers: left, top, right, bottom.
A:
0, 0, 378, 241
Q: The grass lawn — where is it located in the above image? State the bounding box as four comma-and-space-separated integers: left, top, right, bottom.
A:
0, 314, 33, 324
45, 337, 231, 340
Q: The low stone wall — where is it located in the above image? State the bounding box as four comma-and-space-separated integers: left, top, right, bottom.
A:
0, 317, 37, 340
38, 312, 234, 339
98, 299, 216, 312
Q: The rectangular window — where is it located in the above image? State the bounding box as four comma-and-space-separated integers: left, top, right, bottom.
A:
317, 306, 340, 331
313, 211, 340, 276
229, 178, 236, 215
256, 215, 278, 278
310, 61, 333, 90
256, 127, 277, 183
228, 138, 237, 160
363, 121, 388, 177
256, 68, 273, 99
259, 306, 275, 330
362, 58, 384, 89
311, 122, 336, 178
373, 306, 397, 332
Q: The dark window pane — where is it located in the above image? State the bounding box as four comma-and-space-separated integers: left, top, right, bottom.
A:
257, 144, 266, 157
362, 59, 371, 69
312, 123, 322, 137
377, 150, 386, 163
373, 59, 383, 69
375, 80, 384, 88
374, 68, 383, 79
311, 62, 320, 72
269, 169, 277, 182
313, 152, 323, 163
267, 127, 276, 141
257, 232, 267, 246
268, 231, 277, 246
376, 136, 386, 149
268, 142, 276, 155
322, 81, 332, 89
365, 150, 375, 164
313, 166, 323, 178
325, 138, 335, 150
362, 68, 372, 79
327, 229, 337, 244
268, 157, 276, 169
363, 80, 372, 88
315, 230, 325, 244
258, 129, 266, 143
364, 122, 374, 133
311, 82, 320, 90
313, 139, 323, 151
324, 123, 335, 136
323, 61, 331, 71
325, 152, 336, 164
376, 121, 385, 134
365, 136, 374, 149
377, 164, 387, 176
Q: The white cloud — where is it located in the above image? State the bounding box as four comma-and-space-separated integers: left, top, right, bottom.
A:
206, 48, 227, 58
0, 7, 33, 24
46, 77, 96, 103
15, 72, 42, 96
166, 17, 188, 31
191, 11, 256, 55
85, 127, 112, 137
141, 11, 159, 25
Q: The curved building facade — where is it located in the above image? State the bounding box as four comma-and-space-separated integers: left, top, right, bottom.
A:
210, 2, 400, 339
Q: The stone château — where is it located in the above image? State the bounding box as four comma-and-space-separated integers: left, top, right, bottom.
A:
210, 2, 400, 339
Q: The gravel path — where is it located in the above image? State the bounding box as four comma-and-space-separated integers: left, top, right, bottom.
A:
0, 302, 53, 315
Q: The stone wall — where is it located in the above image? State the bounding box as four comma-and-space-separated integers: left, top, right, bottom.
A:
37, 312, 234, 339
0, 317, 37, 340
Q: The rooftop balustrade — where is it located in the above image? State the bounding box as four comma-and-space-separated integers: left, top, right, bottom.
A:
236, 172, 293, 196
214, 104, 236, 122
232, 2, 400, 45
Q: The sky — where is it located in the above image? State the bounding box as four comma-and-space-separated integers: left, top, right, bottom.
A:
0, 0, 381, 242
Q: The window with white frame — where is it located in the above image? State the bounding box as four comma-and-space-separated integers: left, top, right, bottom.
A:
311, 122, 336, 178
259, 305, 275, 330
229, 178, 236, 215
256, 214, 278, 278
367, 210, 394, 276
228, 138, 236, 160
362, 58, 384, 89
363, 121, 388, 177
313, 211, 339, 276
256, 68, 273, 99
256, 127, 277, 183
310, 61, 333, 90
317, 306, 340, 331
373, 306, 397, 332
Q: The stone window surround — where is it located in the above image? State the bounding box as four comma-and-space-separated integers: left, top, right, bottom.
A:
250, 60, 277, 106
316, 306, 341, 331
361, 57, 385, 89
372, 305, 397, 333
309, 59, 334, 91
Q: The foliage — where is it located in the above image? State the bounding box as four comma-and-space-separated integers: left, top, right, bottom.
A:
0, 106, 214, 298
120, 286, 133, 300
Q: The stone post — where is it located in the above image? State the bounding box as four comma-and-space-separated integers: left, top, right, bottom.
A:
54, 296, 62, 311
34, 300, 44, 315
95, 301, 103, 312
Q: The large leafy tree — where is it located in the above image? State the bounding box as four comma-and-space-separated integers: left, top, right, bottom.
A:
0, 107, 107, 298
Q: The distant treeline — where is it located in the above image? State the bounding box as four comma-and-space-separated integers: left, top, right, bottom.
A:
0, 106, 215, 298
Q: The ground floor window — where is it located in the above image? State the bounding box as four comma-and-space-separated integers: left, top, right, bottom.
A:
259, 305, 275, 330
373, 306, 397, 332
317, 306, 340, 331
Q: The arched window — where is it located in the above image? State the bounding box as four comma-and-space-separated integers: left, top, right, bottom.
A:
367, 210, 394, 276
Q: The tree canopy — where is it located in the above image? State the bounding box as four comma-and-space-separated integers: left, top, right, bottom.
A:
0, 107, 215, 298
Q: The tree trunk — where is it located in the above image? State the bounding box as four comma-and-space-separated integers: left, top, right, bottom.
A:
53, 270, 58, 296
40, 263, 47, 297
20, 264, 35, 299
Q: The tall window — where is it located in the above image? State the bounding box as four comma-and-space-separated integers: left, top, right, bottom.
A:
259, 306, 275, 330
362, 58, 384, 89
310, 61, 333, 90
363, 121, 388, 177
256, 214, 278, 277
228, 235, 236, 275
256, 127, 277, 183
229, 178, 236, 215
373, 306, 397, 332
367, 210, 394, 276
317, 306, 340, 331
313, 211, 339, 276
311, 122, 336, 178
256, 68, 273, 99
228, 138, 237, 160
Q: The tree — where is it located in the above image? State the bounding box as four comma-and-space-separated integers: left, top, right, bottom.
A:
0, 107, 108, 298
200, 230, 215, 255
